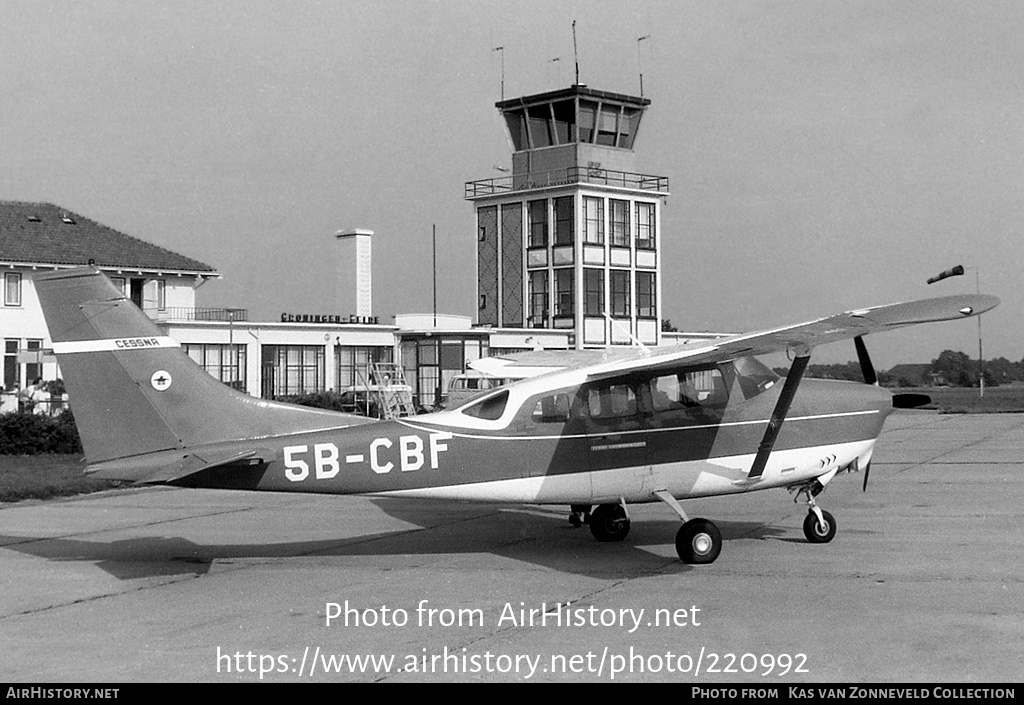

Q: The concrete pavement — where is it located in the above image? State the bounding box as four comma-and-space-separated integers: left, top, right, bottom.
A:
1, 411, 1022, 682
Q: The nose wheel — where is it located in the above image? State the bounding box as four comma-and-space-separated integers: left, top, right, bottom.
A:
803, 508, 836, 543
792, 482, 837, 544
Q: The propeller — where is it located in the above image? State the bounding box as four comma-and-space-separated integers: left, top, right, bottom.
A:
862, 462, 871, 492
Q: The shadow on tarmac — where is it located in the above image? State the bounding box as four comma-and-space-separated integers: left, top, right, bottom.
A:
0, 497, 791, 581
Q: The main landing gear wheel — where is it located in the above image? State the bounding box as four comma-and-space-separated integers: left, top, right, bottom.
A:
803, 510, 837, 543
675, 518, 722, 564
589, 503, 630, 542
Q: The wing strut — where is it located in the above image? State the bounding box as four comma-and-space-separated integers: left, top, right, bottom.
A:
854, 336, 877, 385
747, 353, 811, 480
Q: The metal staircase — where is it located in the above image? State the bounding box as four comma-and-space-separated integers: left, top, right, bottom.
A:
357, 362, 416, 419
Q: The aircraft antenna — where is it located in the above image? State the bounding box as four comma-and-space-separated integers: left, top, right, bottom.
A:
572, 20, 580, 85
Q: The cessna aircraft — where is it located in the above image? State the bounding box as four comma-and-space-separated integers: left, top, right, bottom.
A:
34, 267, 998, 564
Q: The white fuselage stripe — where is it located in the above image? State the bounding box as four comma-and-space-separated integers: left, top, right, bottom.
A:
365, 439, 877, 504
52, 337, 180, 354
396, 409, 880, 442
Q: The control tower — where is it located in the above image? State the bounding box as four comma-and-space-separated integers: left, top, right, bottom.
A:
465, 85, 670, 348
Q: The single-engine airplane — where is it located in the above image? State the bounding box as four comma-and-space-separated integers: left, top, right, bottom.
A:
34, 267, 998, 564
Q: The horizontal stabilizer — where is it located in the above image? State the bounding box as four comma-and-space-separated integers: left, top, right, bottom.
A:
89, 447, 271, 484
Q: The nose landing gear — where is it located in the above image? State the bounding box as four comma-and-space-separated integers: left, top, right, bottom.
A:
792, 480, 837, 544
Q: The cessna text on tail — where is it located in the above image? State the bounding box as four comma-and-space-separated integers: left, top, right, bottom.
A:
34, 267, 998, 564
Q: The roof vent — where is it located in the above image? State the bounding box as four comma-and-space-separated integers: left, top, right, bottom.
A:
61, 213, 76, 224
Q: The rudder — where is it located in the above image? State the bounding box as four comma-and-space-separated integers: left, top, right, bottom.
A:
34, 267, 371, 466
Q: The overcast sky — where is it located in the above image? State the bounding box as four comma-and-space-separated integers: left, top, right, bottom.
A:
2, 0, 1021, 368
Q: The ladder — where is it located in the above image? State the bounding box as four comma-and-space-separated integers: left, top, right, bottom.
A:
357, 362, 416, 419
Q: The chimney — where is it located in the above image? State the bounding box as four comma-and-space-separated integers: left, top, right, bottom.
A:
335, 228, 373, 318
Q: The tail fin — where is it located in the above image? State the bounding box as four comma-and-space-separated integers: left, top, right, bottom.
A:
34, 267, 371, 467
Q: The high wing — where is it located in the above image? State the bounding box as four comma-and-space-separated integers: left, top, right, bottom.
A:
472, 294, 999, 381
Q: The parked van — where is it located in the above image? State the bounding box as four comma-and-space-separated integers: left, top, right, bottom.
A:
445, 371, 519, 408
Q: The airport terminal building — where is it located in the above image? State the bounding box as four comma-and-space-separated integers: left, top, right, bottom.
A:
2, 84, 713, 411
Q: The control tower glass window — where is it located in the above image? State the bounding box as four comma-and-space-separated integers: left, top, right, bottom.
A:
636, 202, 656, 249
552, 100, 576, 143
596, 106, 620, 146
528, 105, 554, 148
504, 110, 528, 151
610, 270, 631, 318
528, 200, 548, 248
583, 196, 604, 244
637, 272, 656, 319
554, 196, 574, 245
610, 199, 629, 247
554, 269, 574, 319
584, 269, 604, 316
578, 102, 596, 142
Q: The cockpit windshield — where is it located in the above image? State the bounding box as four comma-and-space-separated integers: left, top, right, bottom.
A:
732, 356, 779, 400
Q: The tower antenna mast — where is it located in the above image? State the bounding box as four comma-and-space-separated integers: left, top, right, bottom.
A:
493, 46, 505, 101
637, 35, 650, 97
572, 21, 579, 85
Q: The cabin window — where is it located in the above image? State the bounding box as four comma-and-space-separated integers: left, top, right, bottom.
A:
732, 356, 779, 400
531, 393, 571, 423
649, 368, 728, 411
461, 389, 509, 420
588, 384, 637, 419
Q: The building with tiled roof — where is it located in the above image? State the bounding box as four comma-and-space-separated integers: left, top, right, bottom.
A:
0, 201, 216, 273
1, 201, 218, 399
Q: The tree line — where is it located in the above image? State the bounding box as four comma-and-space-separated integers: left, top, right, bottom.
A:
773, 350, 1023, 388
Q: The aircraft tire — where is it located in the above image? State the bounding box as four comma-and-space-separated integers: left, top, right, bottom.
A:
675, 518, 722, 564
803, 510, 837, 543
589, 504, 630, 542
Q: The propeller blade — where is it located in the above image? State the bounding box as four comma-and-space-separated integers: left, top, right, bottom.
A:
854, 336, 877, 385
862, 462, 871, 492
